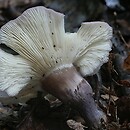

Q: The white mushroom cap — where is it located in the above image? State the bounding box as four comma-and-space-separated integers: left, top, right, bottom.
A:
0, 49, 42, 103
0, 6, 112, 102
74, 22, 112, 76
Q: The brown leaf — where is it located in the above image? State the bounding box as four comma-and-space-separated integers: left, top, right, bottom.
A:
123, 53, 130, 71
118, 80, 130, 87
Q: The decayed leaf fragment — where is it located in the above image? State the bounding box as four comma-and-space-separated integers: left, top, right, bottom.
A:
67, 119, 87, 130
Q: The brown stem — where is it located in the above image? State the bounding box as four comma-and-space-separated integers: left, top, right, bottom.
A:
42, 65, 106, 129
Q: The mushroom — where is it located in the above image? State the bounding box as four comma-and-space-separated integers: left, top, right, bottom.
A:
0, 6, 112, 129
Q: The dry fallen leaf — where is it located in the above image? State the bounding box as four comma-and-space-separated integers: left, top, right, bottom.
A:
101, 94, 119, 101
67, 119, 87, 130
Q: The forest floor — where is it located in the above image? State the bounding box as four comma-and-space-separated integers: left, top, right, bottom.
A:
0, 0, 130, 130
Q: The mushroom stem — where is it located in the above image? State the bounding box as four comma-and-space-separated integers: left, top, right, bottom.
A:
42, 65, 106, 128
